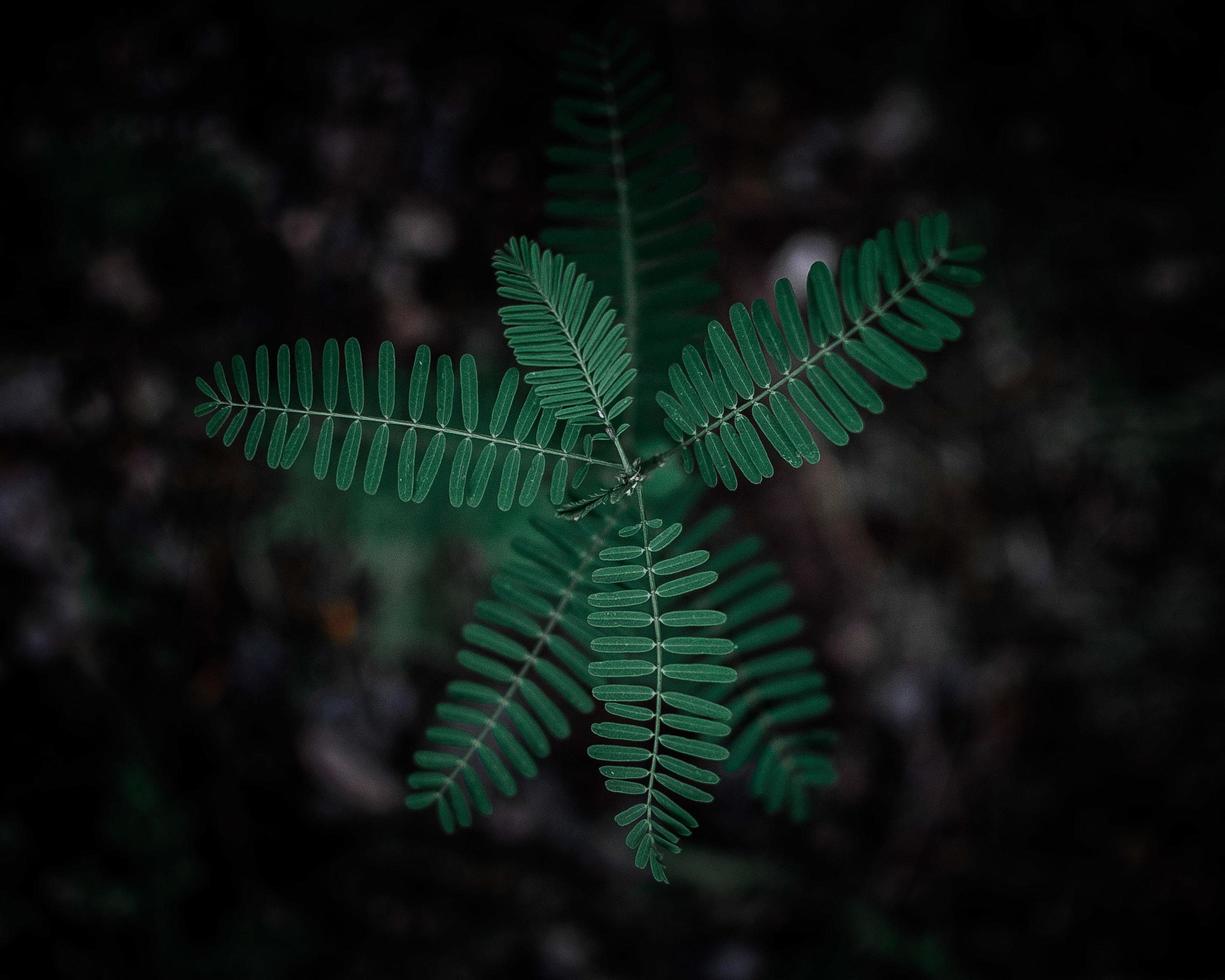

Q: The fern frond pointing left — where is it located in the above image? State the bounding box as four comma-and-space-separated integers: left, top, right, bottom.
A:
194, 338, 621, 509
405, 510, 623, 830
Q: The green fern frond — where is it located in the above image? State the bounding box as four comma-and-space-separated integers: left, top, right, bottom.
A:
664, 506, 835, 823
655, 214, 985, 488
586, 490, 737, 883
405, 509, 625, 831
542, 28, 719, 444
699, 516, 835, 821
493, 237, 637, 431
193, 339, 622, 509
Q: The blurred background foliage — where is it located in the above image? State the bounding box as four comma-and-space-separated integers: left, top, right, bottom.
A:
2, 1, 1223, 977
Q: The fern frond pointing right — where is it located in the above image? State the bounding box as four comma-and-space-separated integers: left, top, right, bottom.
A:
194, 339, 621, 510
655, 213, 985, 488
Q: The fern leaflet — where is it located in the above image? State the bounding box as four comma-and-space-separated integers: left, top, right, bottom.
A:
494, 237, 637, 431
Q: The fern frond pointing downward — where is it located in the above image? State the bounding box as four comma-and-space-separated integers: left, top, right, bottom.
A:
194, 339, 621, 510
656, 213, 985, 489
494, 237, 637, 429
662, 505, 836, 824
587, 491, 737, 883
405, 509, 624, 830
695, 515, 836, 822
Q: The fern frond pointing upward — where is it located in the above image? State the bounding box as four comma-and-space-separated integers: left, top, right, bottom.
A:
193, 339, 621, 510
656, 213, 985, 489
543, 29, 719, 445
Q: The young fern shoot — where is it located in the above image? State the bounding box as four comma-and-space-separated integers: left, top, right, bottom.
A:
190, 26, 986, 883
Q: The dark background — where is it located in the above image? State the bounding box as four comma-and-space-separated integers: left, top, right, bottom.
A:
3, 1, 1223, 977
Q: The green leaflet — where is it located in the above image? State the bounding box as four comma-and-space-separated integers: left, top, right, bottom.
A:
494, 237, 636, 428
195, 339, 621, 510
585, 494, 737, 883
402, 509, 624, 831
655, 214, 984, 490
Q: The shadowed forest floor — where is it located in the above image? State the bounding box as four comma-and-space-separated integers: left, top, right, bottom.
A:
3, 2, 1223, 977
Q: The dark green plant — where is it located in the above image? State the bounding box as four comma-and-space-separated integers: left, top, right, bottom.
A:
192, 28, 984, 883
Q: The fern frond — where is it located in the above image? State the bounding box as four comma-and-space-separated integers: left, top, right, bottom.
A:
694, 511, 836, 822
655, 214, 986, 488
193, 339, 622, 509
658, 506, 835, 823
586, 490, 737, 883
493, 237, 636, 430
404, 509, 625, 831
543, 28, 718, 444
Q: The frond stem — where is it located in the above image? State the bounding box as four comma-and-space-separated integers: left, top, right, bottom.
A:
634, 484, 666, 865
599, 46, 640, 444
203, 400, 623, 470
